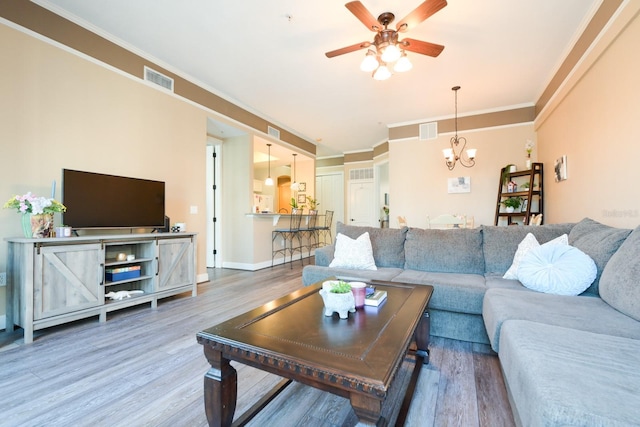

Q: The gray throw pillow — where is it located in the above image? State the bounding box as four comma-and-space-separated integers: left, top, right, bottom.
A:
568, 218, 631, 295
599, 225, 640, 321
335, 222, 407, 268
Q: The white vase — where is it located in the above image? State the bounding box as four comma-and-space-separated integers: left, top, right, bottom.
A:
506, 207, 515, 213
319, 289, 355, 319
526, 158, 532, 169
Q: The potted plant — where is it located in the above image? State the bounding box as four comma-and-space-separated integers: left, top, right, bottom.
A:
502, 196, 522, 213
306, 196, 319, 211
319, 280, 355, 319
290, 197, 298, 210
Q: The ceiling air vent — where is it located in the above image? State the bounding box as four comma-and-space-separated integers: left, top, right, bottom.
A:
267, 126, 280, 140
419, 122, 438, 140
144, 66, 174, 92
349, 168, 374, 181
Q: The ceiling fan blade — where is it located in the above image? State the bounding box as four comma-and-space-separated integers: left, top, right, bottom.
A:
396, 0, 447, 32
325, 41, 371, 58
401, 38, 445, 57
345, 1, 381, 31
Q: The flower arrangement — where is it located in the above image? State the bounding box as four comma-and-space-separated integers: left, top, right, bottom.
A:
525, 139, 535, 158
4, 192, 66, 215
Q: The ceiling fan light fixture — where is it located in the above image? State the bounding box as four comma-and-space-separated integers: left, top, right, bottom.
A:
380, 43, 401, 63
360, 49, 379, 72
373, 64, 391, 81
393, 52, 412, 72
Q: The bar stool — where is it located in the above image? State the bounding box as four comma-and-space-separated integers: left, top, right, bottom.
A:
300, 209, 318, 262
315, 210, 334, 247
272, 209, 303, 268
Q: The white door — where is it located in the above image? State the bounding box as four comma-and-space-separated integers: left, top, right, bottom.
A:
316, 172, 344, 239
348, 181, 376, 226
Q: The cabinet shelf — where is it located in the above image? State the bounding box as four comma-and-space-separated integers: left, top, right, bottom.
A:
105, 257, 154, 267
105, 274, 154, 287
495, 163, 544, 226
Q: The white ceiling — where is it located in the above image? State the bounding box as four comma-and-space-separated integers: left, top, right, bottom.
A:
38, 0, 600, 158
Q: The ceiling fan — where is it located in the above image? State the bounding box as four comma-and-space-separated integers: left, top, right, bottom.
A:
325, 0, 447, 80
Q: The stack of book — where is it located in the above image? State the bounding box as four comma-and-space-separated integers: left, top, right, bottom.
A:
364, 289, 387, 306
105, 265, 141, 282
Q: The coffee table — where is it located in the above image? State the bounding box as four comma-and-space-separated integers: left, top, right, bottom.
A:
197, 279, 433, 426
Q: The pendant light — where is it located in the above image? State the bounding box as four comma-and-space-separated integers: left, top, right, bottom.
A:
290, 153, 300, 191
264, 143, 274, 186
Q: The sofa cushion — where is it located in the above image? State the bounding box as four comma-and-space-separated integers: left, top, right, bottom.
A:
499, 320, 640, 426
502, 233, 568, 280
568, 218, 631, 295
599, 225, 640, 321
404, 228, 484, 274
335, 222, 407, 268
482, 223, 574, 274
393, 270, 486, 314
483, 287, 640, 353
329, 232, 377, 270
517, 244, 596, 296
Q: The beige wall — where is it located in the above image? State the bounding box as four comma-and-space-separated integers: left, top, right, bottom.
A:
389, 124, 536, 228
536, 7, 640, 228
0, 24, 209, 317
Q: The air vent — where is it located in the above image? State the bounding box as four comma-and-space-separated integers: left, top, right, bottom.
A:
267, 126, 280, 140
419, 122, 438, 140
144, 66, 174, 92
349, 168, 374, 181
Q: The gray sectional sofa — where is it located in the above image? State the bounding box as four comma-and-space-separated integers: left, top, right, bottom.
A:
302, 218, 640, 426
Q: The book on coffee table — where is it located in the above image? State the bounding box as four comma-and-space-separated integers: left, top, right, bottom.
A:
365, 290, 387, 306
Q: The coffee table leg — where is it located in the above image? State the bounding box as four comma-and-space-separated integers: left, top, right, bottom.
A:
350, 393, 385, 426
203, 346, 237, 427
414, 310, 431, 364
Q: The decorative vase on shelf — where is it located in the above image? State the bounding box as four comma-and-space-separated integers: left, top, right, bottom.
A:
22, 213, 54, 238
526, 157, 532, 169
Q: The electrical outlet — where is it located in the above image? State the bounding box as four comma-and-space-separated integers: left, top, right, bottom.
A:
0, 272, 6, 286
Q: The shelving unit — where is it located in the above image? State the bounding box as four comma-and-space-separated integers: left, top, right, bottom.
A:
495, 163, 544, 226
5, 233, 197, 343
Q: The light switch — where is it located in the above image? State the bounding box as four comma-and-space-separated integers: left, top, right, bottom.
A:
190, 205, 198, 214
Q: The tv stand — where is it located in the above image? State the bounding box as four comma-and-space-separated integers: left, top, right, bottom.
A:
5, 232, 197, 344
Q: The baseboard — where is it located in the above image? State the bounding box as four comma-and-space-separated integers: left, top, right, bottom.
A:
196, 273, 209, 283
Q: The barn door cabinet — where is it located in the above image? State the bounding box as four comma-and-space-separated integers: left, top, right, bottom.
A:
5, 233, 197, 344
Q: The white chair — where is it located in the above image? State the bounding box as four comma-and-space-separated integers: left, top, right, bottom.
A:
428, 214, 467, 229
397, 216, 407, 228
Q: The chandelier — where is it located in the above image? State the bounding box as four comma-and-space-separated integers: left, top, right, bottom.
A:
443, 86, 476, 170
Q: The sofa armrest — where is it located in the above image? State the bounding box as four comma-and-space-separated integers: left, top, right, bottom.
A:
315, 245, 335, 266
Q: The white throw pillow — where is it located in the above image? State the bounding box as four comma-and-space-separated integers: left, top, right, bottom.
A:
517, 244, 597, 296
503, 233, 568, 280
329, 232, 377, 270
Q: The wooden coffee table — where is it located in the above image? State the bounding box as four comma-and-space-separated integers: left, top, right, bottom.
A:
197, 279, 433, 426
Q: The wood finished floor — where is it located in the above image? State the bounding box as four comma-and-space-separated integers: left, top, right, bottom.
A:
0, 260, 515, 427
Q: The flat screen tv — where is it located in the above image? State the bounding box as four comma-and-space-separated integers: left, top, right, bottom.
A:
62, 169, 165, 230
